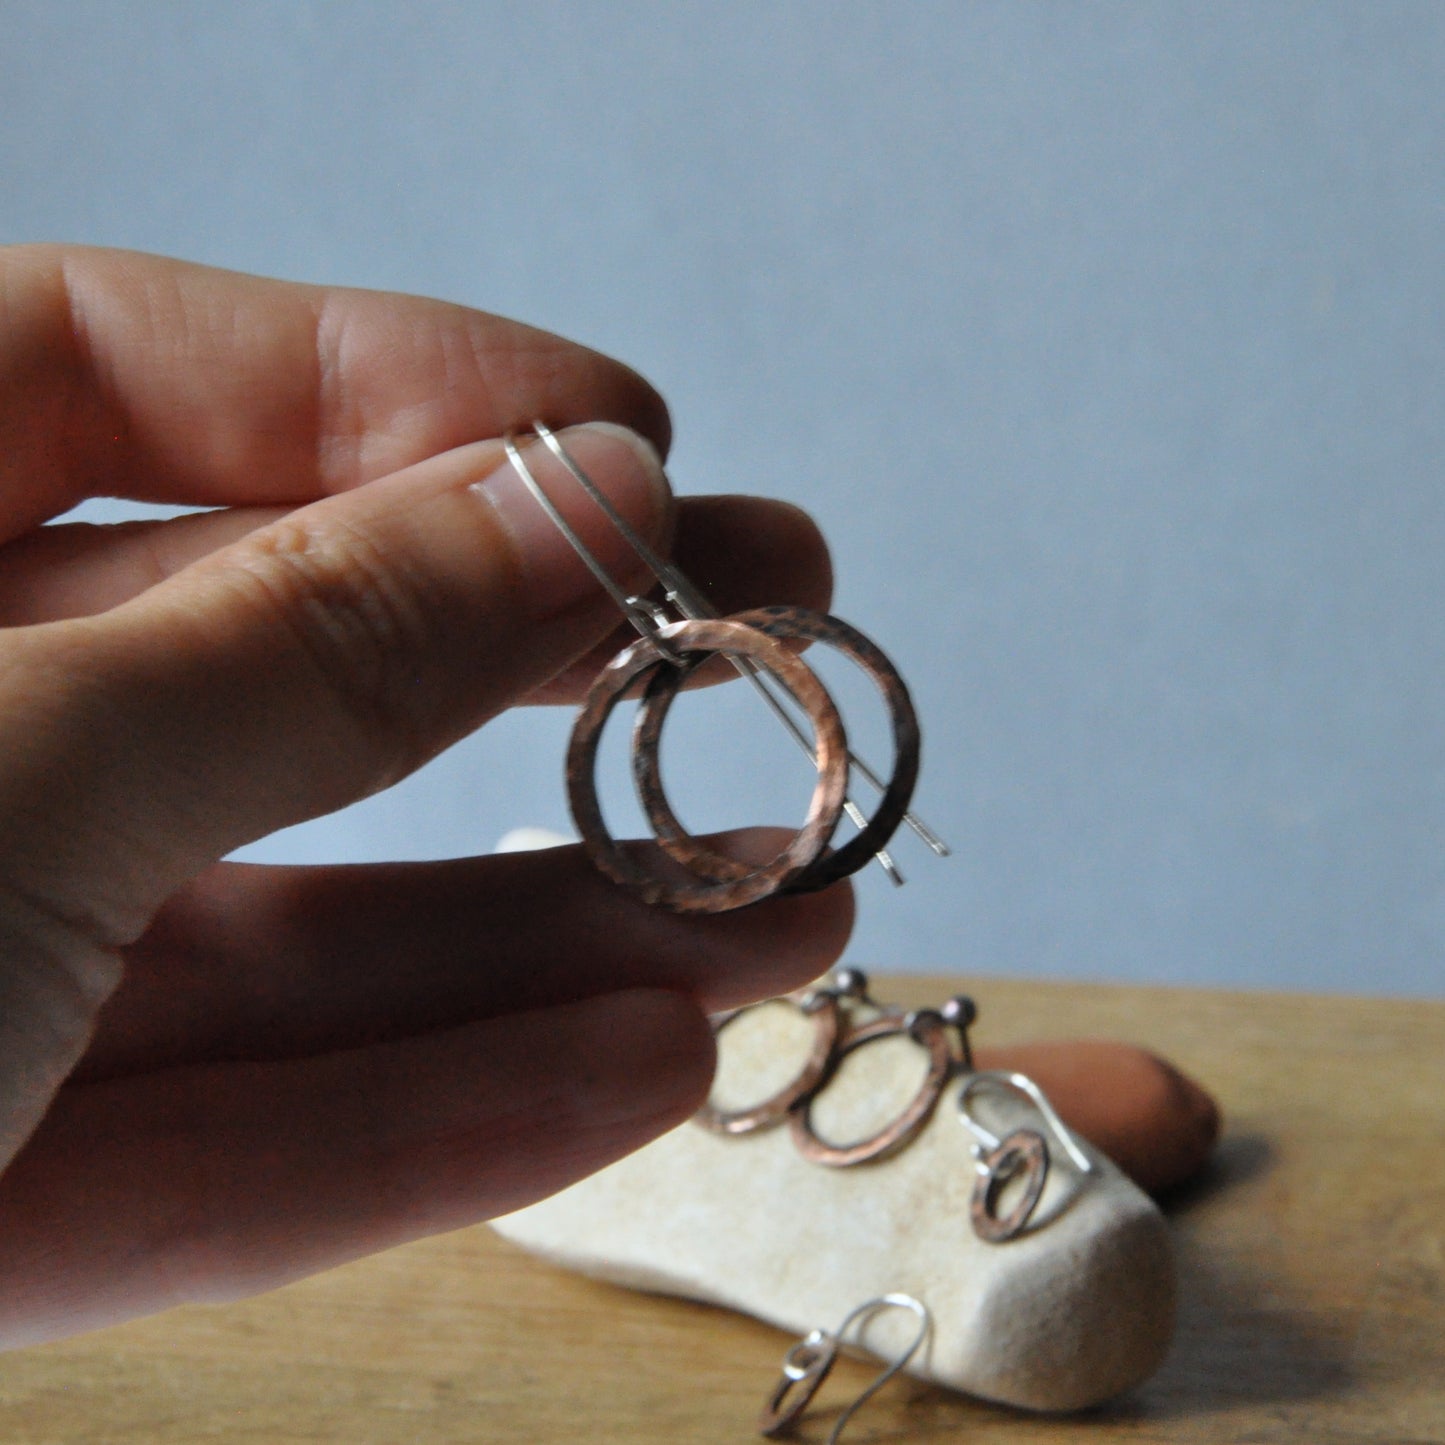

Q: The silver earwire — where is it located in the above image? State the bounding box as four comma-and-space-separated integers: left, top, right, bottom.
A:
501, 433, 685, 664
824, 1294, 932, 1445
759, 1293, 931, 1444
510, 423, 951, 880
957, 1070, 1095, 1174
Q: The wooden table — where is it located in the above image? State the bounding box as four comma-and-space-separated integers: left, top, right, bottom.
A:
1, 978, 1441, 1443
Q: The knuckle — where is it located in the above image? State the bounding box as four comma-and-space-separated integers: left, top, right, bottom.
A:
232, 517, 441, 781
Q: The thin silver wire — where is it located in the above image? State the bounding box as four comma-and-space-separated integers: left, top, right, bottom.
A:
500, 434, 684, 664
819, 1293, 932, 1445
508, 424, 951, 880
956, 1070, 1095, 1174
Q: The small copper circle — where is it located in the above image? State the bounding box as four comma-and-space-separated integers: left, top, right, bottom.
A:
757, 1332, 838, 1437
566, 619, 849, 913
970, 1129, 1050, 1243
634, 606, 921, 891
789, 1011, 956, 1167
694, 992, 842, 1135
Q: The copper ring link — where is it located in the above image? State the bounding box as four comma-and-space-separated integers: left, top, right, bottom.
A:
633, 606, 922, 892
694, 991, 843, 1135
789, 1010, 957, 1167
757, 1331, 839, 1438
566, 619, 850, 913
970, 1129, 1050, 1243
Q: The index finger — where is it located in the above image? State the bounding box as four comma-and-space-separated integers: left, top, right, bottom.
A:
0, 244, 670, 540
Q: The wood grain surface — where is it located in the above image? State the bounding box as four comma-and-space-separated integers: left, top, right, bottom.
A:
0, 976, 1440, 1444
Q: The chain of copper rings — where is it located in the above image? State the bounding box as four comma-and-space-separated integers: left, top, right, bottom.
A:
565, 605, 922, 913
692, 969, 1063, 1245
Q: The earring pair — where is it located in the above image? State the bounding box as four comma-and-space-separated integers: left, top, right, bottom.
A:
504, 425, 948, 913
695, 968, 976, 1168
696, 970, 1095, 1243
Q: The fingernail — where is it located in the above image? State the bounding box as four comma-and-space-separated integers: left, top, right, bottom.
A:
472, 423, 671, 618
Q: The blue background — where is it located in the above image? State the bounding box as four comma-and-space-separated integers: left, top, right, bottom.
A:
4, 2, 1442, 995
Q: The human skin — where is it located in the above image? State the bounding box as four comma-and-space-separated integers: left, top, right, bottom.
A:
0, 247, 1215, 1352
0, 245, 854, 1347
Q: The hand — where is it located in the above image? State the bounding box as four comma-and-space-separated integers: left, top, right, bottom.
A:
0, 246, 853, 1347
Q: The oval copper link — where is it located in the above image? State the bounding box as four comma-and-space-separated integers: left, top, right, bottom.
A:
970, 1129, 1050, 1243
789, 1010, 955, 1167
633, 606, 921, 891
694, 991, 843, 1135
757, 1331, 839, 1438
566, 619, 849, 913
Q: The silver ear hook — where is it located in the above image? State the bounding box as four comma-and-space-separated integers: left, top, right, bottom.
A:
957, 1070, 1094, 1174
506, 423, 951, 883
956, 1071, 1092, 1244
500, 433, 685, 664
757, 1293, 931, 1443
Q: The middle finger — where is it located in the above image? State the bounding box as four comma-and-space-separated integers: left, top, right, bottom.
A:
79, 842, 856, 1082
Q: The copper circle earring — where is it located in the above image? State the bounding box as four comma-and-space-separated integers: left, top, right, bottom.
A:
565, 618, 850, 913
970, 1131, 1051, 1244
956, 1071, 1096, 1244
504, 422, 949, 913
789, 1007, 961, 1168
693, 988, 845, 1136
631, 605, 921, 893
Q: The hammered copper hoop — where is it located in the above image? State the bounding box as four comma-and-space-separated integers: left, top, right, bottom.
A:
566, 618, 850, 913
694, 991, 843, 1135
633, 606, 921, 892
970, 1129, 1050, 1243
790, 1010, 957, 1167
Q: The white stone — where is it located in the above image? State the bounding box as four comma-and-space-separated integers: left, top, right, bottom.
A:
494, 998, 1176, 1412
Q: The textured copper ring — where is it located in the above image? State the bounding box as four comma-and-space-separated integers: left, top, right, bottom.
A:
566, 618, 850, 913
789, 1010, 956, 1167
694, 991, 843, 1135
970, 1129, 1050, 1243
632, 606, 921, 892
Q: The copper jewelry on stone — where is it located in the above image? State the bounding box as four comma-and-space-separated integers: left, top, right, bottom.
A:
700, 968, 981, 1167
970, 1130, 1051, 1244
693, 968, 875, 1136
788, 1001, 967, 1167
503, 423, 948, 913
697, 973, 1097, 1244
957, 1071, 1095, 1244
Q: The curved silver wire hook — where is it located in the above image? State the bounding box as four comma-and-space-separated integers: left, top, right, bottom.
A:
501, 432, 685, 661
825, 1293, 931, 1444
504, 423, 952, 878
759, 1293, 931, 1444
956, 1070, 1094, 1174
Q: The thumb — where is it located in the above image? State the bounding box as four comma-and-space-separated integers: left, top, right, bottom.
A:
0, 422, 670, 943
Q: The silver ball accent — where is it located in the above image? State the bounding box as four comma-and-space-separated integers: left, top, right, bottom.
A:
941, 995, 978, 1029
832, 966, 870, 999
